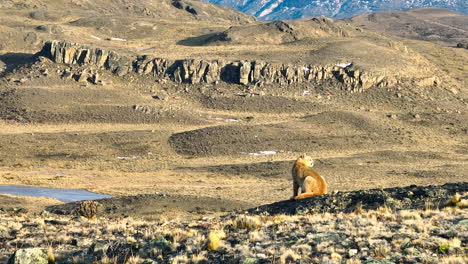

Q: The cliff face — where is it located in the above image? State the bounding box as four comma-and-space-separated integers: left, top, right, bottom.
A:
38, 40, 403, 92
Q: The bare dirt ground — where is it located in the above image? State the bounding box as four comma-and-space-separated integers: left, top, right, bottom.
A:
0, 67, 466, 219
0, 1, 467, 221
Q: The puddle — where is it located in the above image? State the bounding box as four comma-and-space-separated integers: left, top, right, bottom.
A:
0, 185, 112, 202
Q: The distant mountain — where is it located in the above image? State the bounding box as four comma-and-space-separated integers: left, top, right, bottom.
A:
203, 0, 468, 21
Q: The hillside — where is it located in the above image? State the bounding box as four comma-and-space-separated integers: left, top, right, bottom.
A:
0, 2, 467, 263
0, 0, 254, 53
204, 0, 468, 21
346, 7, 468, 46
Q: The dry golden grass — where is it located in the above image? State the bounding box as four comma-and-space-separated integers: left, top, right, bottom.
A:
1, 207, 467, 263
207, 230, 226, 251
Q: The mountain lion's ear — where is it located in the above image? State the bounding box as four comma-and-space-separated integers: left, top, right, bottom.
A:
300, 153, 306, 159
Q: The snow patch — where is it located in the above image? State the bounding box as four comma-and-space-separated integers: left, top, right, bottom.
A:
90, 35, 102, 40
244, 151, 277, 156
336, 62, 352, 68
258, 0, 283, 18
110, 37, 127, 42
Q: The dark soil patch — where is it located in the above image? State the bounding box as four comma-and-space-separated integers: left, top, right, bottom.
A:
177, 160, 292, 178
249, 182, 468, 215
0, 130, 173, 168
199, 95, 322, 113
168, 121, 395, 157
47, 193, 253, 218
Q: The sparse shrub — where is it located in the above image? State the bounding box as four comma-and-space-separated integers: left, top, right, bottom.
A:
445, 193, 468, 209
385, 197, 401, 210
445, 193, 460, 207
190, 253, 207, 263
397, 210, 422, 220
440, 256, 468, 264
76, 200, 101, 220
331, 252, 342, 261
207, 230, 226, 251
47, 246, 56, 264
346, 258, 362, 264
232, 215, 261, 230
372, 245, 389, 259
279, 248, 300, 264
127, 255, 141, 264
438, 244, 450, 254
248, 230, 264, 242
448, 238, 461, 249
353, 202, 364, 215
272, 214, 288, 224
457, 43, 468, 49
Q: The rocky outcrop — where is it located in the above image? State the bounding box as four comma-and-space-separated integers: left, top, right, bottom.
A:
248, 182, 468, 215
39, 40, 132, 77
38, 40, 399, 91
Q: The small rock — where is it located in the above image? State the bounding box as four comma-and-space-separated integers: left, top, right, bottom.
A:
8, 248, 48, 264
449, 88, 458, 95
41, 69, 49, 76
61, 71, 73, 79
44, 219, 68, 226
76, 71, 89, 83
414, 114, 420, 119
71, 238, 93, 247
99, 80, 112, 86
89, 241, 109, 257
153, 92, 168, 101
241, 258, 259, 264
388, 114, 397, 119
35, 25, 51, 33
396, 93, 402, 98
18, 78, 27, 84
91, 73, 100, 84
348, 249, 358, 257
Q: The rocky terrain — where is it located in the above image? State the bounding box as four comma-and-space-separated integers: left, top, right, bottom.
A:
0, 0, 467, 263
1, 184, 467, 263
37, 39, 404, 92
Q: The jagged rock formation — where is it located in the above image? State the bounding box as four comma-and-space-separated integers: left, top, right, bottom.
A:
248, 182, 468, 215
38, 40, 401, 91
39, 41, 133, 77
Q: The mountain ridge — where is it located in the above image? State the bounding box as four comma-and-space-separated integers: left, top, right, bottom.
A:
203, 0, 468, 21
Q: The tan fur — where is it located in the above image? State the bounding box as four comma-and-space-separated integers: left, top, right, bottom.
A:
291, 153, 328, 200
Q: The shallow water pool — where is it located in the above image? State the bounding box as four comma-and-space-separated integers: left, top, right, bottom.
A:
0, 185, 112, 202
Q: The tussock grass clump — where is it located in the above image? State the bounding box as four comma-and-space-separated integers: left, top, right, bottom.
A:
76, 200, 101, 220
231, 215, 262, 230
372, 244, 390, 259
47, 246, 56, 264
279, 248, 300, 264
207, 230, 226, 251
440, 256, 468, 264
445, 193, 468, 209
